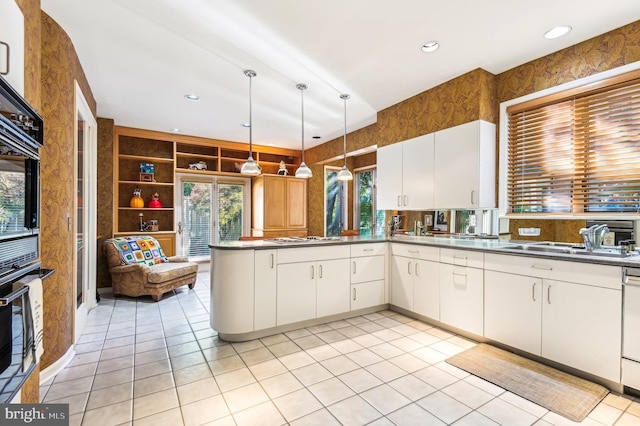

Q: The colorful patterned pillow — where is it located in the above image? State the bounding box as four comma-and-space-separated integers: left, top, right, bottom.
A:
112, 236, 168, 266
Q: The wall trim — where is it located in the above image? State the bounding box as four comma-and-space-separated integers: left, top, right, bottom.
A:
40, 345, 75, 385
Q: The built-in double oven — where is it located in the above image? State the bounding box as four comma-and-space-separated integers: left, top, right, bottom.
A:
0, 73, 52, 403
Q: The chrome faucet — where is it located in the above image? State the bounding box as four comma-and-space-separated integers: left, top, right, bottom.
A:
580, 224, 610, 250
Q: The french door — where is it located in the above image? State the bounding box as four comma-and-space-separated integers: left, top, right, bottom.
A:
177, 175, 250, 259
74, 82, 97, 342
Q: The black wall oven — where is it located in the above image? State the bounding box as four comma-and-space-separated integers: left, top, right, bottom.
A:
0, 74, 49, 402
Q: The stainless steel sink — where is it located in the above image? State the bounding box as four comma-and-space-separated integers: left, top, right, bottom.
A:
511, 241, 638, 258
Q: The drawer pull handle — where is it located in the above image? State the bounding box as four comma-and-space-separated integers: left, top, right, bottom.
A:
270, 253, 274, 269
353, 288, 357, 301
363, 248, 374, 252
319, 264, 323, 279
408, 250, 419, 254
353, 261, 357, 274
532, 263, 553, 271
408, 261, 412, 275
311, 265, 314, 279
415, 263, 419, 276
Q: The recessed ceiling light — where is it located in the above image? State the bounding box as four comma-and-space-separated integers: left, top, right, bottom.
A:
170, 128, 182, 133
242, 123, 250, 128
184, 94, 200, 101
544, 25, 572, 39
312, 136, 321, 139
421, 41, 440, 53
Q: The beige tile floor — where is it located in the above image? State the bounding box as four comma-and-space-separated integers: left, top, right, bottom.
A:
40, 271, 640, 425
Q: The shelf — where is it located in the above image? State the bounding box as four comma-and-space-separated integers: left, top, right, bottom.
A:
176, 153, 218, 160
119, 154, 174, 163
118, 207, 175, 211
118, 180, 174, 186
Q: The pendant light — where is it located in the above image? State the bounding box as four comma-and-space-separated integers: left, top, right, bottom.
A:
240, 69, 261, 175
336, 93, 353, 181
295, 83, 313, 179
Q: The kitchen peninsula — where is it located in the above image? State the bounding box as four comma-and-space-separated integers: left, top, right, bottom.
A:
210, 235, 636, 391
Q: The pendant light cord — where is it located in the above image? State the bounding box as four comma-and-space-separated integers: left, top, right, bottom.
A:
341, 94, 350, 167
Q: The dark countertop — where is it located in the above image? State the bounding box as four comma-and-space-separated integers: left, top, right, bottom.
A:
210, 235, 640, 267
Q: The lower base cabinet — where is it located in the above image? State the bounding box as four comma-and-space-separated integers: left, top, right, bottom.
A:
484, 268, 622, 382
439, 263, 483, 336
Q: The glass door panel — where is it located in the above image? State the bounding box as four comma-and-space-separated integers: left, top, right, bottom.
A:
181, 180, 213, 259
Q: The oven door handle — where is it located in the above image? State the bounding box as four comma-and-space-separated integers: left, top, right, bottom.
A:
0, 285, 29, 306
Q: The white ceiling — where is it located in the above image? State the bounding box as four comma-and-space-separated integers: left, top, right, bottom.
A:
41, 0, 640, 151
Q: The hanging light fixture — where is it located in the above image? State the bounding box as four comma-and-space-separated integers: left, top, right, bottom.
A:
336, 93, 353, 181
295, 83, 313, 179
240, 69, 261, 175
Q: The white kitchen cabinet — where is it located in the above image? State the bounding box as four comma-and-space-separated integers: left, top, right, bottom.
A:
485, 270, 542, 355
439, 249, 484, 336
316, 258, 351, 317
211, 249, 255, 334
377, 133, 434, 210
277, 261, 317, 325
390, 243, 439, 318
0, 0, 24, 94
434, 120, 495, 209
254, 250, 277, 330
484, 253, 622, 382
542, 279, 621, 382
277, 245, 351, 325
350, 243, 386, 311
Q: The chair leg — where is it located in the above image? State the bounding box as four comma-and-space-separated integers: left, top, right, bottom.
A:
151, 294, 162, 302
188, 282, 195, 289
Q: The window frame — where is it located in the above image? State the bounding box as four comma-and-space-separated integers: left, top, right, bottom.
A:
499, 61, 640, 219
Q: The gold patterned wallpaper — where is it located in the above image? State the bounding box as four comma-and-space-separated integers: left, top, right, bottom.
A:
97, 118, 114, 288
40, 12, 97, 370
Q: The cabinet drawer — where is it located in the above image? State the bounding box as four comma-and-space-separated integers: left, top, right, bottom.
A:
277, 245, 350, 264
351, 243, 386, 257
351, 255, 385, 284
484, 253, 621, 290
391, 243, 439, 261
440, 248, 483, 268
351, 280, 385, 311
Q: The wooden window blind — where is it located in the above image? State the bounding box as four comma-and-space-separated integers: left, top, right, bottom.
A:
507, 70, 640, 214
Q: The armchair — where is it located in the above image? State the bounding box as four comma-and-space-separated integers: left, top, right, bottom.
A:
103, 236, 198, 302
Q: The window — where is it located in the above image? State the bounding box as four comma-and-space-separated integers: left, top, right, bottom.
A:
354, 167, 385, 236
324, 166, 347, 236
506, 69, 640, 215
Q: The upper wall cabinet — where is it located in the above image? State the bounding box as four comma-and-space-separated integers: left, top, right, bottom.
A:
377, 133, 435, 210
0, 1, 24, 95
434, 120, 496, 209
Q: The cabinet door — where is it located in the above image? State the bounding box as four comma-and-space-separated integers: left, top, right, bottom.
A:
376, 143, 404, 210
351, 255, 385, 284
402, 134, 434, 209
542, 280, 621, 382
351, 280, 385, 311
413, 259, 439, 320
434, 121, 479, 209
153, 233, 176, 257
277, 262, 316, 325
390, 255, 413, 311
317, 258, 351, 318
286, 179, 307, 229
254, 250, 277, 330
264, 177, 287, 229
484, 270, 542, 355
0, 1, 24, 94
439, 263, 484, 336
